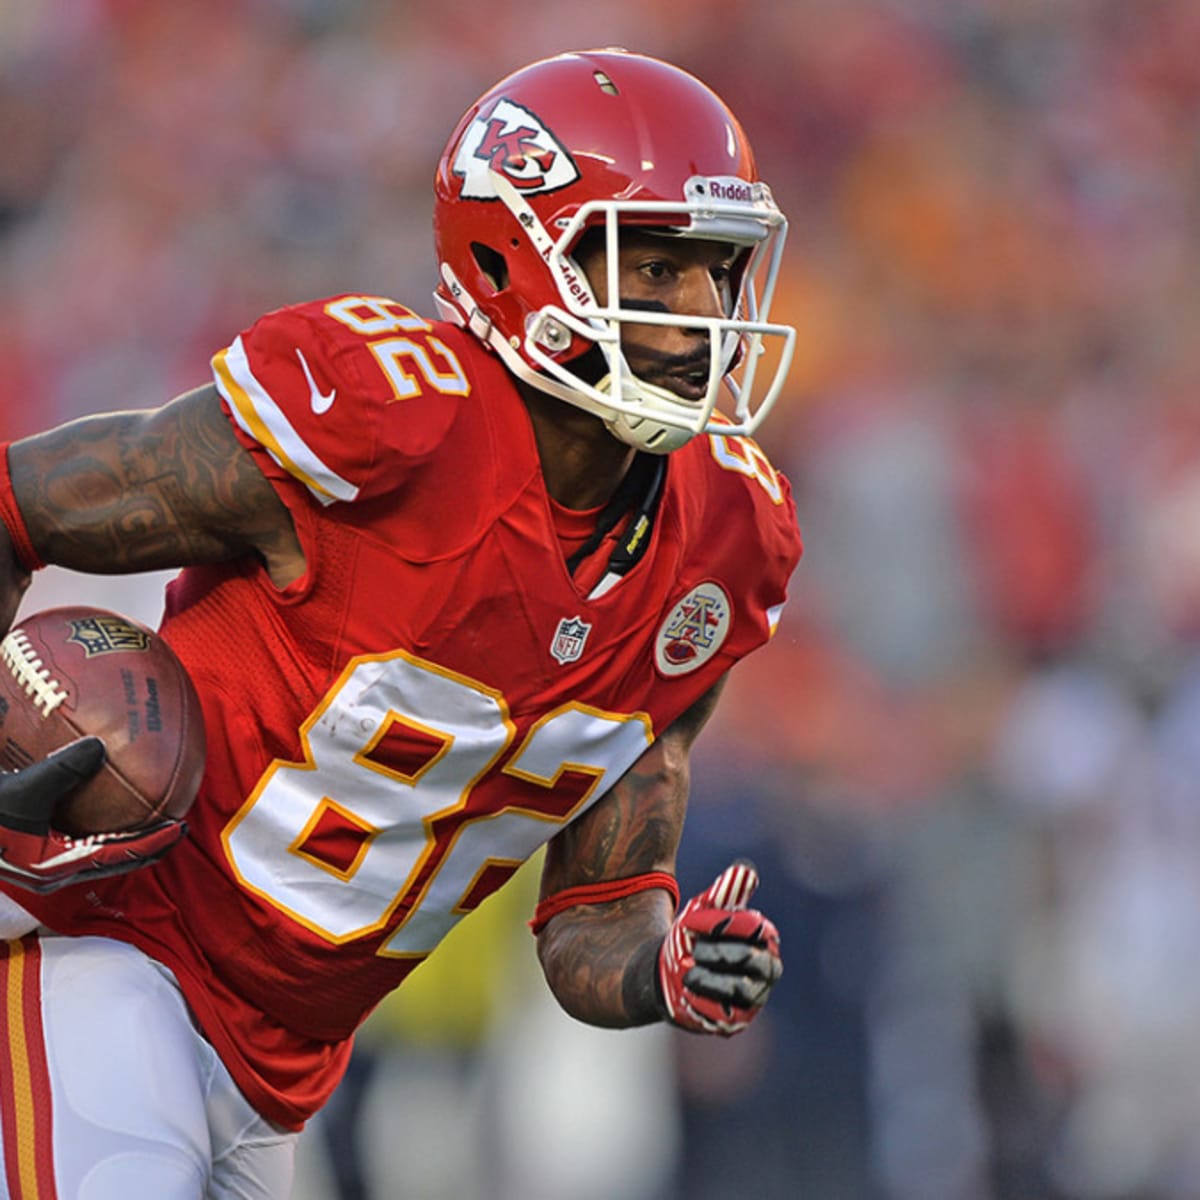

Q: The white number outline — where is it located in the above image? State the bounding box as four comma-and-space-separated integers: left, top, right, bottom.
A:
325, 295, 470, 401
221, 650, 653, 959
369, 337, 470, 400
324, 295, 430, 336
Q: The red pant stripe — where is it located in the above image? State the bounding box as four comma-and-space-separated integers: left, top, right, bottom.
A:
0, 936, 57, 1200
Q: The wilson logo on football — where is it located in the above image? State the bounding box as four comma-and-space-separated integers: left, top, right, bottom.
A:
654, 583, 731, 677
453, 99, 579, 199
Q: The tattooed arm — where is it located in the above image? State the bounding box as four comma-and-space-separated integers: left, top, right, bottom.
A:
1, 384, 303, 602
0, 385, 300, 888
534, 680, 726, 1027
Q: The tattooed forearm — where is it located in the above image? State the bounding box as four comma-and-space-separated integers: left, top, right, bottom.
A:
9, 386, 297, 576
535, 726, 693, 1027
537, 890, 671, 1026
557, 749, 686, 887
537, 680, 723, 894
534, 681, 731, 1027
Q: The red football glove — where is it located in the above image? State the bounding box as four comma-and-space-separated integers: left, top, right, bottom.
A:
658, 860, 782, 1035
0, 738, 186, 894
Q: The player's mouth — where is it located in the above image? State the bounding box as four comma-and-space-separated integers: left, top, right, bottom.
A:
663, 363, 712, 402
642, 350, 713, 402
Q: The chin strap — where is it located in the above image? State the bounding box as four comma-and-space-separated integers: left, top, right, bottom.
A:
564, 453, 666, 590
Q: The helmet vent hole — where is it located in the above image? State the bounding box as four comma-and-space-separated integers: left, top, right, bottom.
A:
470, 242, 509, 292
593, 70, 619, 96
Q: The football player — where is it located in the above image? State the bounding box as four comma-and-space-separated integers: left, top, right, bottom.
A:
0, 49, 800, 1197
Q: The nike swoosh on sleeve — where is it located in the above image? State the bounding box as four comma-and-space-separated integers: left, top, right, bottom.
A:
295, 347, 337, 414
213, 339, 358, 505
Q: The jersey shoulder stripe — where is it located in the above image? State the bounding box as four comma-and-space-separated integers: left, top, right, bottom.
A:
765, 600, 787, 638
213, 335, 359, 505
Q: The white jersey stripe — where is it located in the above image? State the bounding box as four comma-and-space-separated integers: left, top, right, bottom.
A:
212, 339, 359, 506
766, 601, 786, 637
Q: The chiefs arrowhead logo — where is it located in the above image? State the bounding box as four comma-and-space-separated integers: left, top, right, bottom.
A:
453, 98, 579, 200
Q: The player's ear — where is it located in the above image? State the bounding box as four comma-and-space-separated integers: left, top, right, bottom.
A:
570, 228, 608, 294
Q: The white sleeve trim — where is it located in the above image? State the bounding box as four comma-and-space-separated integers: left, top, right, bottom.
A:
212, 337, 359, 506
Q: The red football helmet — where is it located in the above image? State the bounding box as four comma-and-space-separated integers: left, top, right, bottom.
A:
433, 49, 795, 453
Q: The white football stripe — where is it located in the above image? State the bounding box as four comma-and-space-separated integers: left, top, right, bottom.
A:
708, 862, 759, 910
709, 866, 736, 908
732, 864, 757, 908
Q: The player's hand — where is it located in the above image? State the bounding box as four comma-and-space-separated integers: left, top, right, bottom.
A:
0, 739, 187, 893
658, 860, 782, 1035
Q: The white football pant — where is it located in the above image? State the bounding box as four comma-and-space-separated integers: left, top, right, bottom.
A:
0, 916, 297, 1199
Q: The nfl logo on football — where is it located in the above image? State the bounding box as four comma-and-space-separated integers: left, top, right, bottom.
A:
550, 616, 591, 665
67, 615, 153, 657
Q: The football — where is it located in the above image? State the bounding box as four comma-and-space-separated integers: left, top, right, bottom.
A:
0, 606, 206, 836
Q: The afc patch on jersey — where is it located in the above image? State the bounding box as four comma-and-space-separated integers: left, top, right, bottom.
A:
550, 616, 591, 665
655, 583, 731, 676
453, 98, 580, 199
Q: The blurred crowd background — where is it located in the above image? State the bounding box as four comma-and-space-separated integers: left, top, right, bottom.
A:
4, 0, 1200, 1197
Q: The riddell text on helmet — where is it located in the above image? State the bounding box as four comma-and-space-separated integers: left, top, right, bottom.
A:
707, 180, 755, 202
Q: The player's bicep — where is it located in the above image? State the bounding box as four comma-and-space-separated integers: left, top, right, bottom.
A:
9, 385, 301, 581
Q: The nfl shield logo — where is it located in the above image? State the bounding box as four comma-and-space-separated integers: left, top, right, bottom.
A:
550, 616, 591, 665
67, 615, 152, 656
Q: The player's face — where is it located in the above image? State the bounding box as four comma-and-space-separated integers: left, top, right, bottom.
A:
575, 231, 736, 402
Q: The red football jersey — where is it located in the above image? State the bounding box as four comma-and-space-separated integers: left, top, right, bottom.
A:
10, 295, 802, 1128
